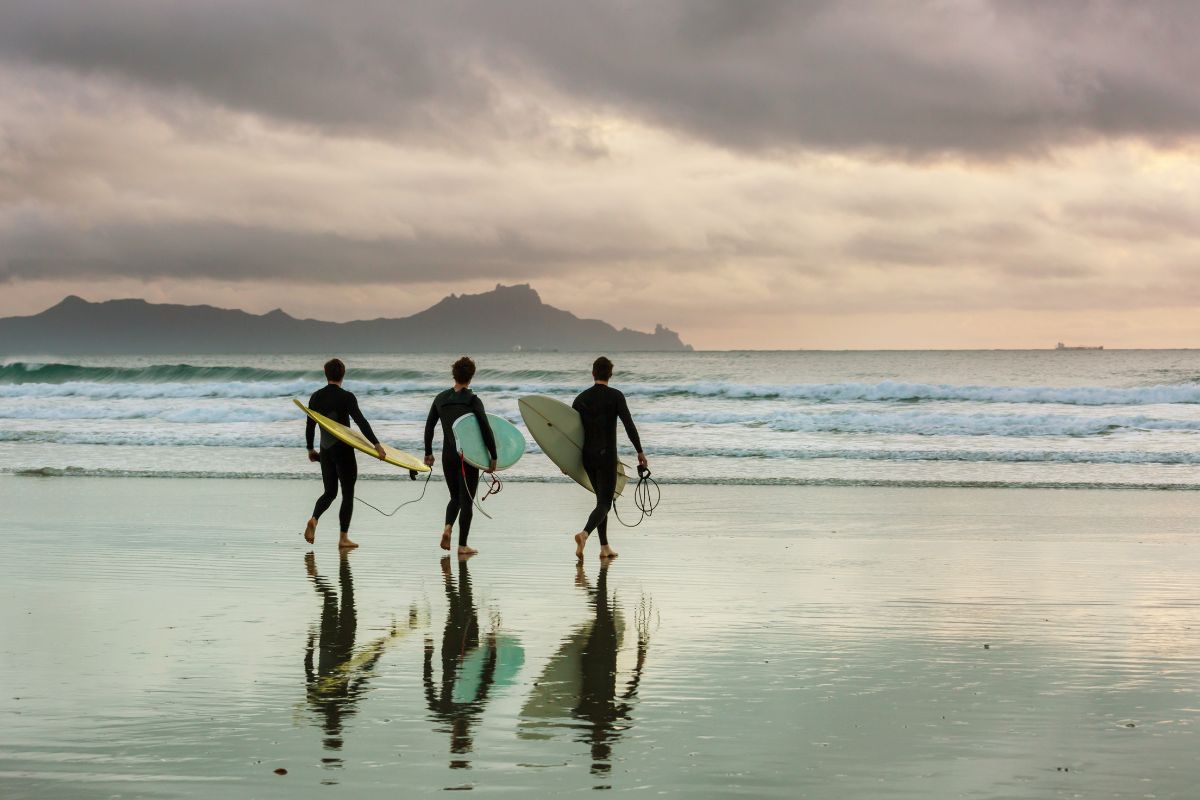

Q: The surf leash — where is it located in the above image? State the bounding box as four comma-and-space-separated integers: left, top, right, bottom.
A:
614, 464, 661, 528
461, 450, 501, 520
355, 466, 433, 517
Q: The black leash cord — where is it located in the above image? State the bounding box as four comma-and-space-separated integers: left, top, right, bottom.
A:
613, 467, 661, 528
355, 467, 433, 517
462, 451, 502, 520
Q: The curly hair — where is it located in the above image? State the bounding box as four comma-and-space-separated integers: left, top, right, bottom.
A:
452, 356, 476, 385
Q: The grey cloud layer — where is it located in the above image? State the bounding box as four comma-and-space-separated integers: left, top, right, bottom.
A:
4, 0, 1200, 156
0, 217, 650, 284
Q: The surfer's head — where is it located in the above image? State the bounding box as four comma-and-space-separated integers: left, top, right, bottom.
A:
592, 356, 613, 382
452, 356, 476, 386
324, 358, 346, 383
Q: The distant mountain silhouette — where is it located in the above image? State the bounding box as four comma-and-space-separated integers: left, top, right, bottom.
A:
0, 284, 692, 354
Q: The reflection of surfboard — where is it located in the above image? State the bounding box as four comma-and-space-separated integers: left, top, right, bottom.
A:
294, 399, 429, 472
310, 608, 427, 695
517, 607, 626, 739
451, 412, 526, 471
452, 634, 525, 704
518, 395, 627, 496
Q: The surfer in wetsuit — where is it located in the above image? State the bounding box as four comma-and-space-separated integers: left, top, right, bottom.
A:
304, 358, 385, 549
424, 356, 497, 556
572, 356, 648, 561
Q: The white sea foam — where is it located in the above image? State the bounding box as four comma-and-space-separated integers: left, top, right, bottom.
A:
619, 380, 1200, 405
6, 377, 1200, 405
640, 409, 1200, 436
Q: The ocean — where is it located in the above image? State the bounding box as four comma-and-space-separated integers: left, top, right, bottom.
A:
5, 349, 1200, 489
4, 350, 1200, 797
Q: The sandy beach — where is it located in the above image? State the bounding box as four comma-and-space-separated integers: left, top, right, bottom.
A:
2, 475, 1198, 797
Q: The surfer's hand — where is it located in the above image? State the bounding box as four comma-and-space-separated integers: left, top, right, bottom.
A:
308, 449, 319, 463
637, 452, 649, 469
374, 443, 387, 460
486, 458, 497, 474
424, 454, 436, 467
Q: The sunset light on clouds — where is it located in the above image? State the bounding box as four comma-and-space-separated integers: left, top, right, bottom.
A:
3, 1, 1200, 348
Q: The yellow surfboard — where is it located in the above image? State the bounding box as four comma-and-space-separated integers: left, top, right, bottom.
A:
294, 398, 430, 473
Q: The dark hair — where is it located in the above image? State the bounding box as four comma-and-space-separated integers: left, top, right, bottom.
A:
452, 356, 476, 385
324, 358, 346, 382
592, 356, 613, 381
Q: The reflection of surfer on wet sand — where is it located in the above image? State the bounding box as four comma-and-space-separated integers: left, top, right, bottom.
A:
423, 556, 497, 769
303, 552, 419, 760
519, 563, 651, 779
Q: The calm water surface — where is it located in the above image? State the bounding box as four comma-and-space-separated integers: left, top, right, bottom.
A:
2, 477, 1198, 798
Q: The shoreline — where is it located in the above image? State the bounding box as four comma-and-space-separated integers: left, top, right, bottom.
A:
7, 468, 1200, 491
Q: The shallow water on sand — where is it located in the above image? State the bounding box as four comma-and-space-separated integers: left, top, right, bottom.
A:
1, 477, 1199, 797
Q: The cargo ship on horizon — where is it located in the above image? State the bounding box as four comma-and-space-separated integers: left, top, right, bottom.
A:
1055, 342, 1104, 350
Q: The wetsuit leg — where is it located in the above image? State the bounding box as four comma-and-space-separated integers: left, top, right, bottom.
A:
582, 452, 616, 546
458, 464, 479, 547
335, 446, 357, 533
313, 447, 341, 520
443, 452, 462, 529
442, 451, 481, 546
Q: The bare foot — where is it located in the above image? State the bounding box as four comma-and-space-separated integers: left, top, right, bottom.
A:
574, 532, 588, 561
599, 545, 619, 560
457, 545, 478, 559
303, 517, 317, 544
338, 536, 359, 550
440, 526, 452, 551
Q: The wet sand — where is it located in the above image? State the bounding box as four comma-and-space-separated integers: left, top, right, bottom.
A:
1, 476, 1198, 797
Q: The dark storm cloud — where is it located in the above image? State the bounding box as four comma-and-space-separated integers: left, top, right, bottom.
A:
0, 217, 611, 284
3, 0, 1200, 157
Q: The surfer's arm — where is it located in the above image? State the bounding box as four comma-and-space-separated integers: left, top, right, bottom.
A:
472, 397, 499, 464
618, 393, 644, 454
423, 401, 438, 457
347, 393, 380, 445
305, 393, 318, 455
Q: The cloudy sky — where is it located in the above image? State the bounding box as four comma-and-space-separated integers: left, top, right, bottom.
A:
2, 0, 1199, 348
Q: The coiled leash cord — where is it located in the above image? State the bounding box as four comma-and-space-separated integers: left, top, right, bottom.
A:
355, 468, 432, 517
613, 465, 661, 528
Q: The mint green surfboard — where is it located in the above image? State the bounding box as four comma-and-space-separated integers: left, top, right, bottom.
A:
451, 412, 526, 471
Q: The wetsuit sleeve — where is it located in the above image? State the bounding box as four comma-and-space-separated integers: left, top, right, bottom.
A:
424, 399, 438, 457
618, 392, 643, 453
347, 392, 380, 445
305, 392, 317, 449
472, 396, 498, 461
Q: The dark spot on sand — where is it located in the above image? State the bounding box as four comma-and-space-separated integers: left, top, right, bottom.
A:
1125, 722, 1136, 728
274, 768, 288, 775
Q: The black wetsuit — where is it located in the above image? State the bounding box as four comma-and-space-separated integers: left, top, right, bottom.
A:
306, 384, 379, 533
572, 384, 643, 546
424, 388, 497, 547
